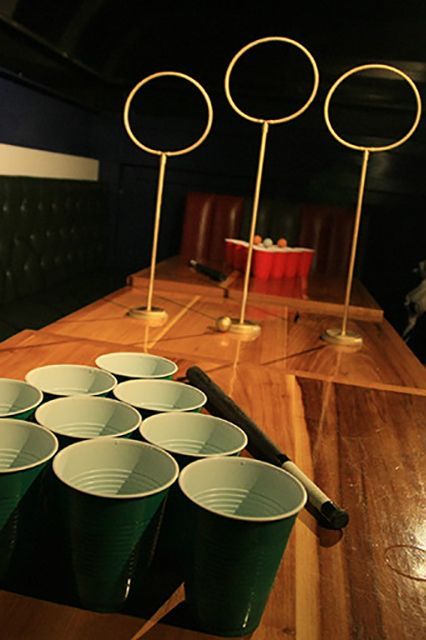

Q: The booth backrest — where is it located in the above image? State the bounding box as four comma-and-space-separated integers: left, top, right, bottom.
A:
180, 192, 244, 264
180, 191, 355, 275
0, 176, 109, 304
239, 199, 302, 247
298, 203, 355, 275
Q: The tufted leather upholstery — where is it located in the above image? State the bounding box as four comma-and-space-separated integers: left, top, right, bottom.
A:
0, 176, 125, 340
180, 192, 244, 264
180, 191, 355, 275
298, 203, 355, 275
0, 177, 109, 303
240, 198, 301, 247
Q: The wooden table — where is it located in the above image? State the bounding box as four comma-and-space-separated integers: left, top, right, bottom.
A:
36, 283, 425, 392
0, 274, 425, 639
129, 256, 384, 322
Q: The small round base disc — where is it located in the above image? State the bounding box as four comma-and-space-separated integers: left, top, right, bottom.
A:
228, 319, 261, 341
321, 327, 363, 346
127, 306, 168, 326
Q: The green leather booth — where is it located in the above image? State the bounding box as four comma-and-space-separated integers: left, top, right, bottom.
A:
0, 176, 125, 341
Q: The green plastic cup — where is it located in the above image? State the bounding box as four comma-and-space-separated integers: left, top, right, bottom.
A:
139, 412, 248, 468
179, 457, 307, 636
52, 438, 179, 612
95, 352, 178, 382
113, 379, 207, 419
32, 395, 141, 602
0, 419, 59, 581
25, 364, 117, 399
0, 378, 43, 420
136, 412, 249, 592
35, 396, 141, 448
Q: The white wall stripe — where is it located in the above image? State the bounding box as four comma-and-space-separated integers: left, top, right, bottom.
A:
0, 144, 99, 181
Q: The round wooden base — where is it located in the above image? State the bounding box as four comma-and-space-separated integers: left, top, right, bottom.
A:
228, 319, 262, 341
127, 306, 168, 326
321, 327, 363, 346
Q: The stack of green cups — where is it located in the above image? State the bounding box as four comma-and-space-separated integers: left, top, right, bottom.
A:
178, 457, 307, 636
132, 412, 248, 613
95, 352, 178, 382
139, 412, 248, 469
33, 396, 143, 603
0, 419, 58, 583
25, 364, 117, 399
35, 396, 142, 449
0, 379, 43, 420
113, 379, 207, 419
52, 438, 179, 612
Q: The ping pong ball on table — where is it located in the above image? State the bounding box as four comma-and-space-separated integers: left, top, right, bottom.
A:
215, 316, 232, 332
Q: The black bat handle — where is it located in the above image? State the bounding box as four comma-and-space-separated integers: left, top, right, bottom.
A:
189, 260, 227, 282
186, 366, 284, 464
186, 366, 349, 530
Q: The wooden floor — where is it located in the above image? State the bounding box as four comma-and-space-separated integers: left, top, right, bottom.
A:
0, 263, 425, 640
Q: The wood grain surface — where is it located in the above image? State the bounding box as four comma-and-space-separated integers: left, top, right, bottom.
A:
0, 355, 424, 639
130, 257, 384, 321
0, 274, 424, 639
37, 285, 425, 392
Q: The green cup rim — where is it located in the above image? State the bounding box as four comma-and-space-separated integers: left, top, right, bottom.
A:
52, 438, 180, 500
139, 412, 248, 458
0, 418, 59, 474
113, 379, 207, 412
34, 395, 142, 440
95, 351, 178, 379
0, 377, 44, 417
25, 364, 117, 397
178, 457, 308, 522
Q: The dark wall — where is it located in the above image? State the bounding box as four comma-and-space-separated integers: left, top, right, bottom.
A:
0, 73, 96, 155
0, 54, 425, 354
0, 72, 121, 262
103, 68, 425, 344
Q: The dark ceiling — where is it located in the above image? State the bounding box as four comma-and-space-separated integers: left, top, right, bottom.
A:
0, 0, 425, 112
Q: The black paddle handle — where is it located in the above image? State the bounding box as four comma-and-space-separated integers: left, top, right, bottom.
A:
186, 366, 349, 530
